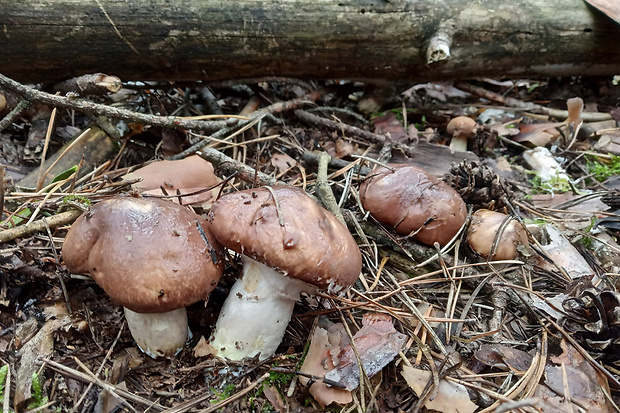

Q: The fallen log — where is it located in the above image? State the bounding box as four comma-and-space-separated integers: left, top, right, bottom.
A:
1, 0, 619, 83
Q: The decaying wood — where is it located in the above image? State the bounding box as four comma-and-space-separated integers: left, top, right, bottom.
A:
1, 0, 619, 83
17, 127, 119, 189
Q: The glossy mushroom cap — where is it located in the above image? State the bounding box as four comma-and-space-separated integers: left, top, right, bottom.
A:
467, 209, 529, 260
208, 186, 361, 292
359, 164, 467, 246
62, 196, 224, 313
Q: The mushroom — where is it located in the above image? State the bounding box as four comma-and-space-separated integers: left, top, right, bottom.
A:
207, 186, 362, 360
447, 116, 477, 153
467, 209, 528, 260
359, 164, 467, 246
62, 196, 224, 358
122, 155, 220, 207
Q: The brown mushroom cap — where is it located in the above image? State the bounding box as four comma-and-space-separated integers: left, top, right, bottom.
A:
123, 155, 220, 205
359, 164, 467, 246
62, 197, 224, 313
467, 209, 529, 260
446, 116, 476, 139
208, 186, 361, 291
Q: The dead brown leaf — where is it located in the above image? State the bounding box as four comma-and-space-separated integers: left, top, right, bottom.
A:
325, 313, 407, 391
15, 316, 70, 408
401, 366, 478, 413
299, 320, 352, 408
534, 339, 615, 412
271, 153, 297, 173
584, 0, 620, 24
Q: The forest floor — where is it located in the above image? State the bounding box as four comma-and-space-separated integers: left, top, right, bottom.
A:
0, 75, 619, 412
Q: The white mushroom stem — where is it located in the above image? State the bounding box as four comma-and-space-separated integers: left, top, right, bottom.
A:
449, 134, 468, 153
210, 256, 314, 361
124, 307, 189, 358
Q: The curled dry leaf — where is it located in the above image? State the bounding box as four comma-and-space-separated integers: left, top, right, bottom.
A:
401, 366, 478, 413
322, 138, 355, 158
324, 313, 407, 390
300, 313, 406, 407
299, 319, 352, 407
513, 122, 563, 146
537, 224, 595, 280
373, 112, 408, 144
474, 344, 534, 373
193, 335, 217, 358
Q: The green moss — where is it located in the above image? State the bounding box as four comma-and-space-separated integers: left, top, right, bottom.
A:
530, 174, 571, 194
586, 155, 620, 183
211, 383, 236, 403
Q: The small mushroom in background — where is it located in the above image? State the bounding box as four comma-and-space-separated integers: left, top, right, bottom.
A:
207, 186, 362, 361
359, 164, 467, 246
122, 155, 220, 207
467, 209, 529, 260
447, 116, 477, 152
62, 196, 224, 358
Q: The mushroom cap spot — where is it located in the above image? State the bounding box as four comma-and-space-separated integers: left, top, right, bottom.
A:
359, 164, 467, 246
467, 209, 529, 260
62, 197, 224, 313
209, 186, 362, 290
446, 116, 476, 139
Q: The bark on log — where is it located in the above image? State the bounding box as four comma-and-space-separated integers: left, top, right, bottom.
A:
1, 0, 620, 83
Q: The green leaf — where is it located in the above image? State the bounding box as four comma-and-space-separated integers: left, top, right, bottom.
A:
1, 207, 32, 228
50, 165, 78, 184
27, 372, 48, 409
0, 364, 8, 405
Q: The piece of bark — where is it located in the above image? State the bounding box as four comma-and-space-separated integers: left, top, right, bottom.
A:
1, 0, 620, 83
53, 73, 122, 96
17, 126, 118, 189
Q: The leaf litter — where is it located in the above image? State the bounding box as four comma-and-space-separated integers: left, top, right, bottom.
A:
0, 75, 619, 411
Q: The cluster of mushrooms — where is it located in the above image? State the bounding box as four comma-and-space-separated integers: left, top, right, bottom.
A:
61, 160, 528, 360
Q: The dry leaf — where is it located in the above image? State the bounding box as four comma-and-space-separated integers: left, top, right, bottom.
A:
193, 335, 217, 358
373, 112, 408, 144
538, 224, 595, 280
271, 153, 297, 173
263, 385, 287, 413
15, 316, 70, 408
335, 139, 354, 158
474, 344, 533, 373
584, 0, 620, 24
401, 366, 478, 413
299, 319, 352, 407
534, 339, 615, 412
513, 122, 562, 146
325, 313, 407, 391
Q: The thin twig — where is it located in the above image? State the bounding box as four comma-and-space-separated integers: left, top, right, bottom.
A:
35, 107, 58, 192
315, 152, 345, 224
70, 322, 125, 413
0, 100, 31, 132
171, 91, 321, 160
192, 373, 269, 413
0, 73, 227, 132
41, 358, 166, 411
3, 364, 10, 413
0, 209, 82, 244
